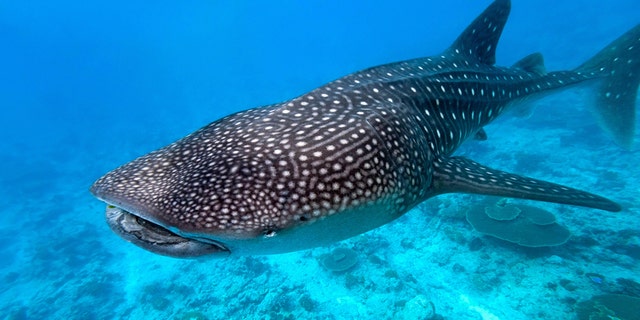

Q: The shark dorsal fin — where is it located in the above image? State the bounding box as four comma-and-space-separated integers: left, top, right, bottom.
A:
448, 0, 511, 65
512, 52, 547, 76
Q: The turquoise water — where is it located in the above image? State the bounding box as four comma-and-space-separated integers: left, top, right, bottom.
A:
1, 1, 639, 319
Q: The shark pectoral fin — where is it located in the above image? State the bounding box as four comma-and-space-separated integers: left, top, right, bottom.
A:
431, 157, 621, 212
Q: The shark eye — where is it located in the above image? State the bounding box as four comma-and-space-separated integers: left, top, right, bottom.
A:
262, 227, 278, 238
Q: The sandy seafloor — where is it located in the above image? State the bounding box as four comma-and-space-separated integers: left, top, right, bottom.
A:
1, 1, 639, 319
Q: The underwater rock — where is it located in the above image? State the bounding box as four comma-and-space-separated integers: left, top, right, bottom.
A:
545, 282, 558, 291
242, 257, 270, 276
545, 255, 563, 265
576, 294, 640, 320
177, 311, 208, 320
367, 254, 386, 266
400, 238, 415, 249
452, 263, 466, 274
466, 199, 570, 247
320, 247, 358, 272
398, 295, 435, 320
572, 235, 599, 247
344, 274, 365, 289
443, 225, 468, 245
607, 243, 640, 260
615, 278, 640, 297
468, 237, 484, 251
384, 270, 400, 279
471, 273, 501, 292
559, 279, 578, 292
298, 293, 318, 312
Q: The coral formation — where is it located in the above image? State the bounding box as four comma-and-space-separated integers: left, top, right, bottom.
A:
576, 294, 640, 320
484, 201, 521, 221
466, 199, 570, 247
397, 295, 435, 320
320, 247, 359, 272
177, 311, 209, 320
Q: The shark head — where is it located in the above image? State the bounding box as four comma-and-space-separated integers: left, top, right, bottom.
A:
91, 104, 431, 257
90, 108, 293, 258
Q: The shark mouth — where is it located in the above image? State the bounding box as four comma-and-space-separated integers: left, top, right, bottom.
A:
104, 205, 230, 258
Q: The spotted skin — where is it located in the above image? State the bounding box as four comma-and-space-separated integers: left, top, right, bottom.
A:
91, 0, 638, 257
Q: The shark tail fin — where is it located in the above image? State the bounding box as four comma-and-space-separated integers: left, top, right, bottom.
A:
575, 24, 640, 149
432, 157, 621, 212
448, 0, 511, 65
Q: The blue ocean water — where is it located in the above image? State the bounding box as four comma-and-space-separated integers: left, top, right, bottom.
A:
1, 0, 639, 319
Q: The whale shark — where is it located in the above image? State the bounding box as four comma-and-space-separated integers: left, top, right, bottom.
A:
91, 0, 639, 258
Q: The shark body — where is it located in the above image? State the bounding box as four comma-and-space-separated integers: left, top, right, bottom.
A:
91, 0, 639, 257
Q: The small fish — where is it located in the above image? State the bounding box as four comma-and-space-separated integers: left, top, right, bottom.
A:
91, 0, 638, 257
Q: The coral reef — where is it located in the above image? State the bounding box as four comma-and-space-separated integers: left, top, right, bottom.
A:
320, 247, 359, 272
576, 294, 640, 320
466, 199, 571, 247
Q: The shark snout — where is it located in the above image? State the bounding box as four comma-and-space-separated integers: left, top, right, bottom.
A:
104, 204, 229, 258
91, 168, 231, 258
